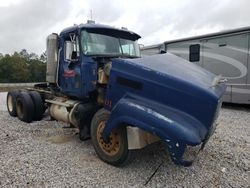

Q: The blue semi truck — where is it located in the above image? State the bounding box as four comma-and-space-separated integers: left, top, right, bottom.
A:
6, 21, 226, 166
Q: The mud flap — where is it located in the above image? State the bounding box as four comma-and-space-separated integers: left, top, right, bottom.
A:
165, 139, 193, 167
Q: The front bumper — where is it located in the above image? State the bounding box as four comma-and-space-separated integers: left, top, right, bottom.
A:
165, 100, 222, 166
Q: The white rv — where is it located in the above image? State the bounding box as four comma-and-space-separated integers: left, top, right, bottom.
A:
141, 27, 250, 104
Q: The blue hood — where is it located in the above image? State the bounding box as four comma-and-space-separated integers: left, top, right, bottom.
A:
121, 53, 225, 100
106, 53, 226, 138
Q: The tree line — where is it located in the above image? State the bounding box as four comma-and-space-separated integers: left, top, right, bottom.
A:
0, 49, 46, 83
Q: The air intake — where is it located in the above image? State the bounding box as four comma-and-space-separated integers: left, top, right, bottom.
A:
46, 33, 58, 83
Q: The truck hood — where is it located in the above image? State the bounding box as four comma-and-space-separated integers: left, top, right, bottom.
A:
107, 53, 226, 134
135, 54, 215, 88
121, 53, 225, 99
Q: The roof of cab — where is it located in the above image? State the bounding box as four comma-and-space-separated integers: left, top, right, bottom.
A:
60, 22, 141, 40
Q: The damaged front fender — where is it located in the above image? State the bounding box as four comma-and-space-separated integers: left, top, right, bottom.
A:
102, 96, 209, 166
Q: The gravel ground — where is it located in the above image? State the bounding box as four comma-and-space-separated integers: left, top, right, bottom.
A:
0, 92, 249, 187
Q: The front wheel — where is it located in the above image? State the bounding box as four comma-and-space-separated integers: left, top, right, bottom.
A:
91, 108, 130, 166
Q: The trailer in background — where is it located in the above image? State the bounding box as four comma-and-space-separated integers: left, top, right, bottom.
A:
141, 26, 250, 104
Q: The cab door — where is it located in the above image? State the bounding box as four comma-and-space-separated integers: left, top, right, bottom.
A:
58, 33, 82, 98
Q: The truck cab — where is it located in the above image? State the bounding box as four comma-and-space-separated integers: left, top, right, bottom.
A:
7, 21, 226, 167
47, 22, 140, 101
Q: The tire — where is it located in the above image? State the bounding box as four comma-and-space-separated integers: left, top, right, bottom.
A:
91, 108, 130, 166
6, 90, 19, 117
16, 91, 34, 123
28, 91, 44, 121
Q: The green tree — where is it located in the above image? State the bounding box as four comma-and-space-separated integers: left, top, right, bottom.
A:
28, 59, 46, 82
40, 51, 47, 62
19, 49, 29, 60
0, 49, 46, 83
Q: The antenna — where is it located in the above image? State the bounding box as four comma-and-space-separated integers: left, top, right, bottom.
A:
87, 9, 95, 24
90, 9, 93, 20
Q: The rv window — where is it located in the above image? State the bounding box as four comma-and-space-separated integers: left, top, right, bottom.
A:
189, 44, 200, 62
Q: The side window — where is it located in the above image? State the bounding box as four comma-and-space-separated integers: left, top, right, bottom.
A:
189, 44, 200, 62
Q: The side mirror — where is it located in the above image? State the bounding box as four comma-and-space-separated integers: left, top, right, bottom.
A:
65, 41, 74, 61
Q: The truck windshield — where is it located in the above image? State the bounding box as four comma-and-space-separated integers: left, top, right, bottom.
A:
81, 30, 140, 57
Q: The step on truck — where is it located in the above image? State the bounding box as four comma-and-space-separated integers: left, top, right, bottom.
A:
6, 21, 226, 166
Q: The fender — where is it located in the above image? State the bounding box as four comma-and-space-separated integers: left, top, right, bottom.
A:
102, 96, 210, 166
103, 96, 208, 145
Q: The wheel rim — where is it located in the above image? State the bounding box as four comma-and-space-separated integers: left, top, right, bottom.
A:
7, 95, 13, 112
16, 100, 24, 119
97, 121, 121, 156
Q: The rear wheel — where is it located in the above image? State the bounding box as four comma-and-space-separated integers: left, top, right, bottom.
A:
91, 108, 130, 166
29, 91, 45, 121
16, 91, 34, 123
6, 90, 19, 117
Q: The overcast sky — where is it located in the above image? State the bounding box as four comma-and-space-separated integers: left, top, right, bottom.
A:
0, 0, 250, 55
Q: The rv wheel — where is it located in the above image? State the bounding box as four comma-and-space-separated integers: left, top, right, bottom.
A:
6, 90, 19, 117
16, 91, 34, 123
91, 108, 130, 166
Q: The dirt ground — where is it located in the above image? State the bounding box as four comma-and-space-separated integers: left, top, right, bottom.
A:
0, 92, 249, 187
